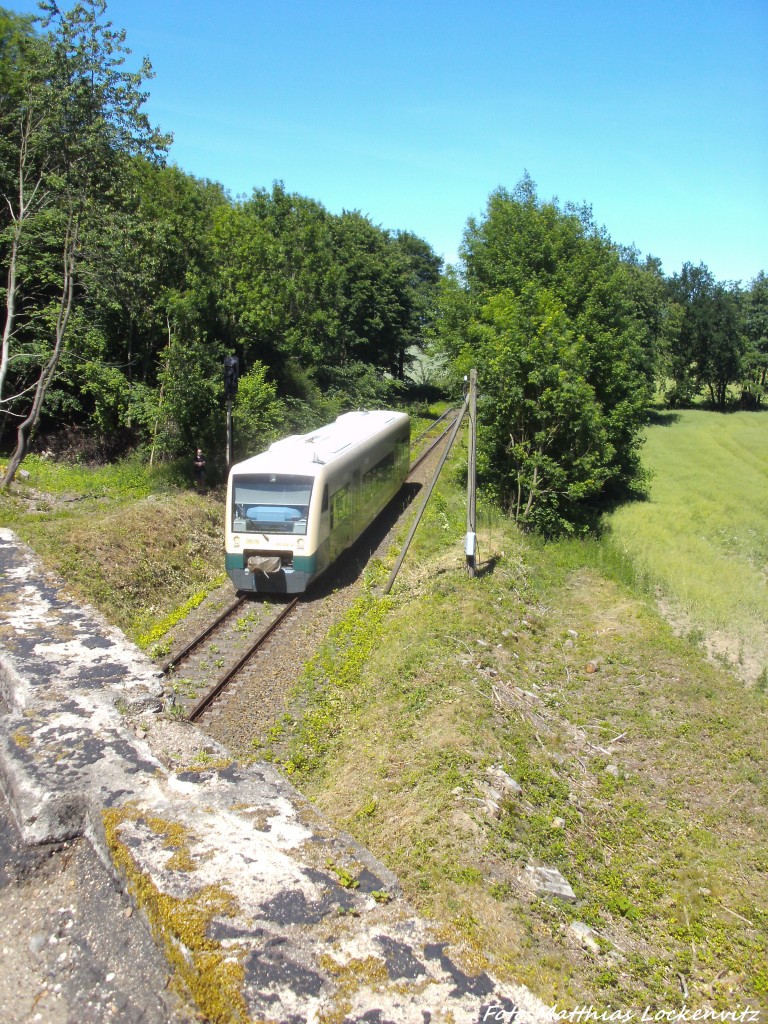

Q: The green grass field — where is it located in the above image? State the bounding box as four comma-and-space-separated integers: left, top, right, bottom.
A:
605, 410, 768, 683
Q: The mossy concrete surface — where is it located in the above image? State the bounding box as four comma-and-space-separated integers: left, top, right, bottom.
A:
0, 529, 552, 1023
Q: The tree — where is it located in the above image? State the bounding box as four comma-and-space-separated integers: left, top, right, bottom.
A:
232, 362, 284, 459
211, 184, 340, 390
211, 185, 441, 406
67, 160, 228, 446
435, 178, 653, 533
473, 284, 615, 532
0, 0, 167, 486
741, 271, 768, 407
666, 263, 745, 409
387, 230, 442, 378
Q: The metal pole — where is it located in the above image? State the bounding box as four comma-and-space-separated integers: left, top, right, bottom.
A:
382, 395, 470, 596
466, 369, 477, 577
225, 397, 231, 468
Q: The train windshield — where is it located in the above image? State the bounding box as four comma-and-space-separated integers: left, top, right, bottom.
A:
232, 475, 314, 535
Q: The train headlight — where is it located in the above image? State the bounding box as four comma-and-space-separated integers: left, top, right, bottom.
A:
233, 537, 240, 549
297, 540, 304, 550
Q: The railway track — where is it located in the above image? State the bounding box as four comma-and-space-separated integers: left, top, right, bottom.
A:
161, 411, 460, 726
161, 594, 302, 722
409, 407, 457, 469
186, 597, 300, 721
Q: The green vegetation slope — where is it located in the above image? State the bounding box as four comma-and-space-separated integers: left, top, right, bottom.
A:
0, 410, 766, 1012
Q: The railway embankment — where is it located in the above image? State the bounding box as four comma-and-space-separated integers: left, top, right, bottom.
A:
0, 528, 552, 1023
3, 409, 766, 1013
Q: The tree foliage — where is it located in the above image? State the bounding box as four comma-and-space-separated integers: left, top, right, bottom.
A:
435, 177, 653, 533
211, 184, 442, 401
1, 7, 761, 496
232, 362, 285, 459
0, 0, 167, 484
664, 263, 746, 410
742, 272, 768, 406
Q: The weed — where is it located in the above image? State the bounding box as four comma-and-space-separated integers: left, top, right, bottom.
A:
150, 639, 173, 659
327, 861, 359, 890
234, 612, 258, 632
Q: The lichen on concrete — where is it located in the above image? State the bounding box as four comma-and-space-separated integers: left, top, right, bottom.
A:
103, 805, 249, 1024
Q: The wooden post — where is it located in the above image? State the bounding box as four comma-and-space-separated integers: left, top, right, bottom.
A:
466, 369, 477, 576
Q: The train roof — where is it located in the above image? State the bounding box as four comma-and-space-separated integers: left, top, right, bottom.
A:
229, 410, 409, 478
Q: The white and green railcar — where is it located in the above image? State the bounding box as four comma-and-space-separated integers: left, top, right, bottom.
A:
225, 410, 410, 594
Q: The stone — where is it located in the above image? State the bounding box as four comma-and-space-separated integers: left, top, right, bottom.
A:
123, 694, 163, 714
524, 865, 577, 903
485, 766, 523, 799
569, 921, 601, 954
481, 800, 502, 820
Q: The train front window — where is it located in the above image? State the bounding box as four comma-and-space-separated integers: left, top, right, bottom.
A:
232, 475, 313, 535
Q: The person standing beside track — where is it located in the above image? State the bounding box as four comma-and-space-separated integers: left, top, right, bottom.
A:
193, 447, 206, 490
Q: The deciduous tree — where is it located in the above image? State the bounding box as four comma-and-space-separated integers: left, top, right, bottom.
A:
741, 271, 768, 406
666, 263, 745, 409
435, 177, 652, 533
0, 0, 167, 486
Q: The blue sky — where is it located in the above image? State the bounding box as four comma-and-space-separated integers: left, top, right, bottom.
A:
12, 0, 768, 282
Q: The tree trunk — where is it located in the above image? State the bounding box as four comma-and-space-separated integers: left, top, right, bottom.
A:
0, 231, 20, 404
1, 215, 77, 488
149, 315, 173, 468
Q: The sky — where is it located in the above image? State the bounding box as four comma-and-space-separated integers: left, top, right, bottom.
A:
10, 0, 768, 282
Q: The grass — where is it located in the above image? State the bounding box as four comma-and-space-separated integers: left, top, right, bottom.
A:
0, 454, 224, 643
270, 483, 768, 1010
1, 451, 186, 499
603, 410, 768, 682
2, 411, 767, 1012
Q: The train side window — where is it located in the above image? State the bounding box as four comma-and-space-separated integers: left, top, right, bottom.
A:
322, 485, 328, 512
362, 450, 395, 504
331, 486, 349, 528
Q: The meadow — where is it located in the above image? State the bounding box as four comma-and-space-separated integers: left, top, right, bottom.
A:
604, 410, 768, 684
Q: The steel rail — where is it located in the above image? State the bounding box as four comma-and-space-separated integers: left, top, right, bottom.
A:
410, 406, 455, 447
187, 596, 301, 722
161, 594, 249, 676
408, 411, 458, 475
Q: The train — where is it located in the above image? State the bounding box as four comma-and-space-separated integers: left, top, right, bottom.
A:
225, 410, 411, 594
